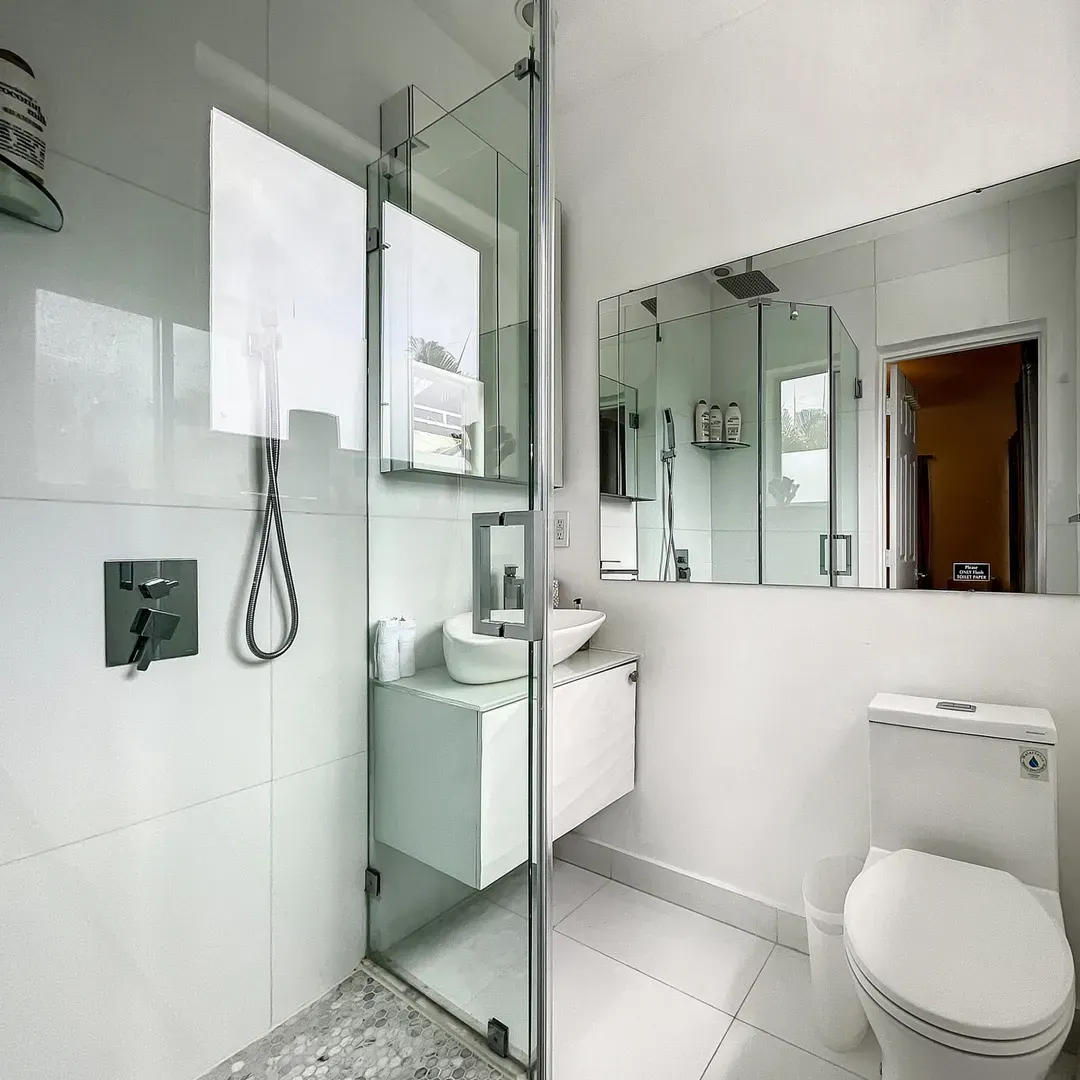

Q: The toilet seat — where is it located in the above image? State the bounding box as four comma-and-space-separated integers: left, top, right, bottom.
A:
844, 849, 1074, 1051
847, 949, 1074, 1057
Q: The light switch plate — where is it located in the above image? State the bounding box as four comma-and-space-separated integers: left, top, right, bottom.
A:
553, 510, 570, 548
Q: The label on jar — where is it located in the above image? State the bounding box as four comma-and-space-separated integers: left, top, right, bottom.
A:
0, 56, 47, 181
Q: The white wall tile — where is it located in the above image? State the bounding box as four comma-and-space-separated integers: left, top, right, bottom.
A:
875, 254, 1009, 345
1009, 184, 1078, 250
270, 513, 367, 777
874, 204, 1008, 283
0, 500, 271, 864
13, 0, 270, 211
0, 786, 271, 1080
271, 754, 367, 1024
769, 242, 875, 302
367, 515, 473, 670
0, 156, 258, 510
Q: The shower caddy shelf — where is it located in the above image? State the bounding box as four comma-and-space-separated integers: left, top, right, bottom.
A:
0, 152, 64, 232
691, 440, 751, 450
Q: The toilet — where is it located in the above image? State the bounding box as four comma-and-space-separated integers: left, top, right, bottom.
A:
844, 694, 1075, 1080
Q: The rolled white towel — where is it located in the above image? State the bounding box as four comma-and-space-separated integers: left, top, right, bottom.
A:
375, 618, 401, 682
397, 618, 417, 678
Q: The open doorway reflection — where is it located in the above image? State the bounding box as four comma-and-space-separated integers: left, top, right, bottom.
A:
886, 340, 1038, 592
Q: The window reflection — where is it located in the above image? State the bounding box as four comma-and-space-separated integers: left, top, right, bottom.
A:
209, 109, 366, 451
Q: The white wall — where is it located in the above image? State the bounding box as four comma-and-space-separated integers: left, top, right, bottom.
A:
553, 0, 1080, 967
0, 2, 502, 1078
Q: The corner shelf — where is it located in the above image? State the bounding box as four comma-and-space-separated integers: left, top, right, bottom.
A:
692, 440, 750, 451
0, 152, 63, 232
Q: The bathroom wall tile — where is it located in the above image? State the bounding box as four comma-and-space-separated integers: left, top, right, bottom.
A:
874, 204, 1008, 283
608, 848, 778, 941
816, 286, 877, 379
0, 155, 260, 510
769, 241, 875, 302
711, 530, 759, 585
600, 523, 639, 574
763, 525, 831, 588
876, 254, 1009, 346
638, 527, 712, 583
1046, 525, 1080, 595
1009, 184, 1078, 251
0, 499, 272, 865
554, 832, 614, 878
14, 0, 269, 211
271, 754, 368, 1024
270, 512, 367, 777
268, 0, 503, 187
367, 515, 473, 670
776, 909, 810, 954
0, 785, 271, 1080
1008, 238, 1078, 532
657, 275, 715, 322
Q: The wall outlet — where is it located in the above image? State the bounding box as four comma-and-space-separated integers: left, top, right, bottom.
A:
553, 510, 570, 548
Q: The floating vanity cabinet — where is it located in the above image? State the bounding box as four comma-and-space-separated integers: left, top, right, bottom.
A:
372, 649, 638, 890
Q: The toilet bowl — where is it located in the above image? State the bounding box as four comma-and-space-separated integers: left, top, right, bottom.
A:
844, 849, 1075, 1080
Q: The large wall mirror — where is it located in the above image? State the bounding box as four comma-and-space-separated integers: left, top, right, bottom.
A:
598, 160, 1080, 594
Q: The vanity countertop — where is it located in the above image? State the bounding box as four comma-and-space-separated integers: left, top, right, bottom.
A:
375, 648, 640, 712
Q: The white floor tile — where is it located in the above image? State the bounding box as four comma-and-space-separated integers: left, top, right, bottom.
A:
704, 1020, 864, 1080
558, 881, 774, 1013
485, 859, 607, 924
387, 897, 528, 1009
554, 933, 732, 1080
737, 946, 880, 1079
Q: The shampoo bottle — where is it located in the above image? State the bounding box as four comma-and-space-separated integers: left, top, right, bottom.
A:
709, 404, 724, 441
725, 402, 742, 443
693, 400, 710, 443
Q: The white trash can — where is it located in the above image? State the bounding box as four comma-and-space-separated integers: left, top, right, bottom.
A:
803, 855, 869, 1051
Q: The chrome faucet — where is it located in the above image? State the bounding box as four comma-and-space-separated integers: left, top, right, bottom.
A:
503, 564, 524, 610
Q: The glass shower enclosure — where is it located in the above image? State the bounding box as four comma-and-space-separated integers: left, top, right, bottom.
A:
364, 43, 554, 1074
602, 296, 860, 586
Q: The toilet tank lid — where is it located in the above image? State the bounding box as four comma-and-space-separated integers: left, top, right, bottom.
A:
869, 693, 1055, 745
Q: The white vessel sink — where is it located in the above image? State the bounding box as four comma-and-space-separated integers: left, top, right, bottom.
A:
443, 608, 606, 684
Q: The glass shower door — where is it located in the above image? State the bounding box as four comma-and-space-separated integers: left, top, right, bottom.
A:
364, 35, 554, 1075
830, 310, 861, 586
760, 302, 832, 585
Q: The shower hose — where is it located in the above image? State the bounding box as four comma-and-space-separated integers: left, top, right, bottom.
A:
245, 354, 299, 660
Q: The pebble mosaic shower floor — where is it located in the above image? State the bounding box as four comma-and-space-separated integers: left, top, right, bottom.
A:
199, 968, 515, 1080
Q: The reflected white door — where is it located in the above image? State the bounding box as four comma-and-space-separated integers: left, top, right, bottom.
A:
888, 367, 918, 589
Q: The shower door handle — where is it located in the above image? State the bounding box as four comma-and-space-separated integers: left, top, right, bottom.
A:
472, 510, 543, 641
819, 534, 854, 578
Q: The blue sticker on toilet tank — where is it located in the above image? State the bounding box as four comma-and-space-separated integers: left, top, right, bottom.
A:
1020, 747, 1048, 781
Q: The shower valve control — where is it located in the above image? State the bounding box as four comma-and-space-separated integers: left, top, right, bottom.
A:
104, 559, 199, 672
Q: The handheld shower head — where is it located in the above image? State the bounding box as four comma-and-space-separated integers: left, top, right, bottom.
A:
662, 407, 676, 460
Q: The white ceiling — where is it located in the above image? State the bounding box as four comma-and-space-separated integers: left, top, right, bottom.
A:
413, 0, 773, 106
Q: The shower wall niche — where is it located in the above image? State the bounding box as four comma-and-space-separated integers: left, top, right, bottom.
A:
370, 75, 563, 486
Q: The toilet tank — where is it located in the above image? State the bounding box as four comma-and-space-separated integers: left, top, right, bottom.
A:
868, 693, 1059, 890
